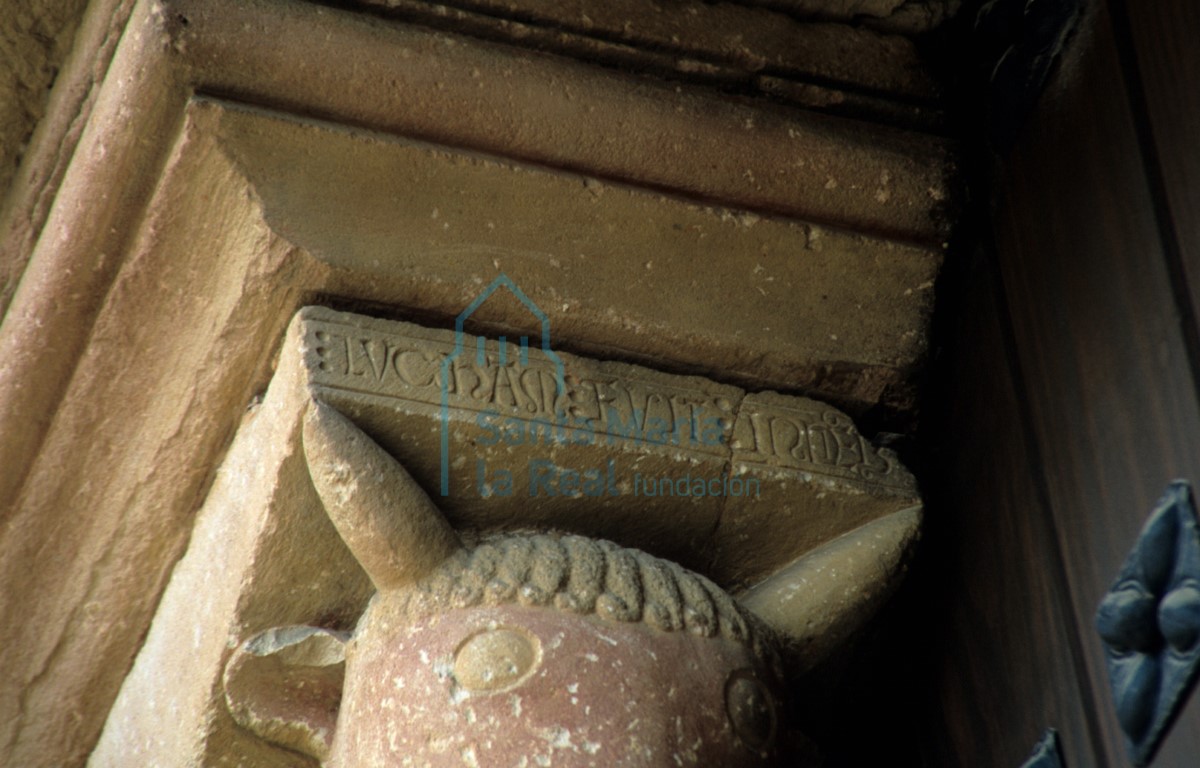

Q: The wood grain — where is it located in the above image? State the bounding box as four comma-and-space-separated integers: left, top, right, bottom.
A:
1119, 0, 1200, 378
992, 4, 1200, 763
919, 245, 1105, 767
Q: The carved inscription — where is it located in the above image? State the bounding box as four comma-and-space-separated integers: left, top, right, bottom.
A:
731, 395, 900, 486
299, 308, 911, 490
305, 314, 735, 458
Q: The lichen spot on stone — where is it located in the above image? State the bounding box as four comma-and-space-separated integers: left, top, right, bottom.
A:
453, 627, 541, 693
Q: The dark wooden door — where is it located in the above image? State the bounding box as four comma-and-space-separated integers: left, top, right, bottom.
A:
924, 1, 1200, 765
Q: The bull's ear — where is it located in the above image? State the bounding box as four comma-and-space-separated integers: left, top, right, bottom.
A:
223, 626, 350, 761
739, 506, 922, 675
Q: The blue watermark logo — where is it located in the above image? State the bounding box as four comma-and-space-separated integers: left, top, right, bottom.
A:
438, 274, 758, 500
439, 274, 565, 496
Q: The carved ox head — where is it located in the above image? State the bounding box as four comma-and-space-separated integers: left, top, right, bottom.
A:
223, 401, 918, 766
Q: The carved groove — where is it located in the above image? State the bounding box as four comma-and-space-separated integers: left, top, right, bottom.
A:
400, 531, 775, 663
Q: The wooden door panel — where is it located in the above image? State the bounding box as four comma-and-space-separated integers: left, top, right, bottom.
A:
1119, 0, 1200, 351
925, 246, 1107, 767
992, 4, 1200, 763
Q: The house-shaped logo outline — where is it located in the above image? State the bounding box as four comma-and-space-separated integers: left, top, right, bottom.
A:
439, 273, 566, 495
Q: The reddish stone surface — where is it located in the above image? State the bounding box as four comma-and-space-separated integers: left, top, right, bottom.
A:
334, 602, 785, 767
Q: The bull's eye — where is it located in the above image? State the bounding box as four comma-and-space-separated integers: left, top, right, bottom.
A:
724, 670, 777, 752
452, 627, 540, 693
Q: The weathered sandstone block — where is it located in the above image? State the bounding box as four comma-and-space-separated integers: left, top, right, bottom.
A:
91, 306, 921, 766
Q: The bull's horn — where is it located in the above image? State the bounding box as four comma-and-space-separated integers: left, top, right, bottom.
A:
739, 505, 922, 675
302, 399, 462, 590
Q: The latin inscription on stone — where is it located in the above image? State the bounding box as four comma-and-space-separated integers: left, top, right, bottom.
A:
731, 394, 899, 486
309, 321, 734, 458
299, 308, 912, 492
